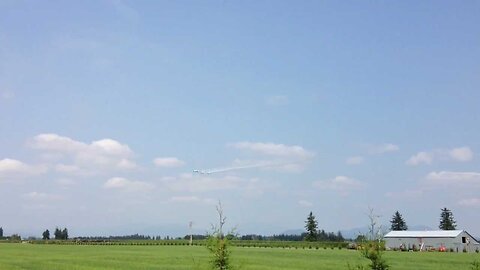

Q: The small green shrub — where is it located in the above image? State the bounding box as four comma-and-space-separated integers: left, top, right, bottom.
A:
471, 260, 480, 270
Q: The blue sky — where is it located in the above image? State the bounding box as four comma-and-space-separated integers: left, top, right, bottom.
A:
1, 0, 480, 237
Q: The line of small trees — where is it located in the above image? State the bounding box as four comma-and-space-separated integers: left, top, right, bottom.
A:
77, 234, 155, 241
41, 227, 68, 240
0, 227, 21, 241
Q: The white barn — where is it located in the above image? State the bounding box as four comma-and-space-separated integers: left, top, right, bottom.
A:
384, 230, 479, 252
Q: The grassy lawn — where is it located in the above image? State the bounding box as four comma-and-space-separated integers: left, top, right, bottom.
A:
0, 243, 478, 269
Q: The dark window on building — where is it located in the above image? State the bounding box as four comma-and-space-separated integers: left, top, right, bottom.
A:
462, 237, 466, 243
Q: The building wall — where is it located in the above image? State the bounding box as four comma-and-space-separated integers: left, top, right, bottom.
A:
385, 232, 479, 252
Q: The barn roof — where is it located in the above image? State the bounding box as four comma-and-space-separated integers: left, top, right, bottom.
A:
384, 230, 463, 238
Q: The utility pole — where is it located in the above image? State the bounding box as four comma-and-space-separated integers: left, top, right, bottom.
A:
189, 221, 193, 246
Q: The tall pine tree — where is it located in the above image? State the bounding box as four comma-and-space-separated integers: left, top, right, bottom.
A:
0, 227, 3, 238
54, 228, 62, 240
304, 211, 318, 241
42, 229, 50, 240
390, 211, 408, 231
439, 207, 456, 230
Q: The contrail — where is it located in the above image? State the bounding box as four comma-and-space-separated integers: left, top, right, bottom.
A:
193, 162, 277, 174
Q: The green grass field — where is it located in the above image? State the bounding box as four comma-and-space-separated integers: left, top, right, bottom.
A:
0, 243, 478, 269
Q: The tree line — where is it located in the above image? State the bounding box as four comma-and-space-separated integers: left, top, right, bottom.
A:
41, 228, 69, 240
77, 234, 154, 240
304, 212, 345, 242
0, 207, 458, 242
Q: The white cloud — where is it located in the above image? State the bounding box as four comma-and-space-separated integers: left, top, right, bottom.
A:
458, 198, 480, 207
29, 133, 137, 173
55, 164, 80, 173
0, 158, 28, 172
170, 196, 215, 204
56, 178, 76, 187
104, 177, 153, 192
226, 159, 305, 173
110, 0, 140, 21
369, 143, 399, 154
162, 174, 244, 193
30, 133, 85, 153
0, 158, 47, 179
117, 159, 137, 169
407, 147, 474, 166
170, 196, 200, 202
22, 191, 61, 201
153, 157, 185, 168
346, 156, 364, 165
298, 200, 313, 207
266, 95, 289, 106
226, 142, 314, 173
313, 176, 364, 196
161, 173, 263, 194
270, 163, 306, 173
385, 189, 424, 199
231, 142, 314, 159
0, 90, 14, 99
426, 171, 480, 184
449, 147, 473, 162
90, 139, 132, 156
406, 152, 433, 166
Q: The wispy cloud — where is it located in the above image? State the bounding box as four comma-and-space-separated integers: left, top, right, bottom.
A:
104, 177, 154, 192
298, 200, 313, 207
162, 173, 245, 193
0, 89, 14, 100
426, 171, 480, 185
458, 198, 480, 207
110, 0, 140, 22
449, 147, 474, 162
385, 189, 424, 199
406, 152, 433, 166
346, 156, 364, 165
227, 142, 314, 173
312, 176, 364, 196
22, 191, 62, 201
266, 95, 289, 106
0, 158, 47, 179
231, 141, 314, 159
169, 196, 215, 205
56, 178, 76, 187
406, 147, 474, 166
368, 143, 399, 154
153, 157, 185, 168
161, 173, 263, 195
387, 171, 480, 202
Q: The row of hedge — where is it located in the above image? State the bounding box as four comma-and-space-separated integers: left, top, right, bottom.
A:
24, 239, 348, 249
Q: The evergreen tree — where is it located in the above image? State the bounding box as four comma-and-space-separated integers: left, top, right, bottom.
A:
439, 207, 457, 230
390, 211, 408, 231
304, 211, 318, 241
62, 228, 68, 240
42, 229, 50, 240
336, 231, 344, 241
0, 227, 3, 238
54, 228, 62, 239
